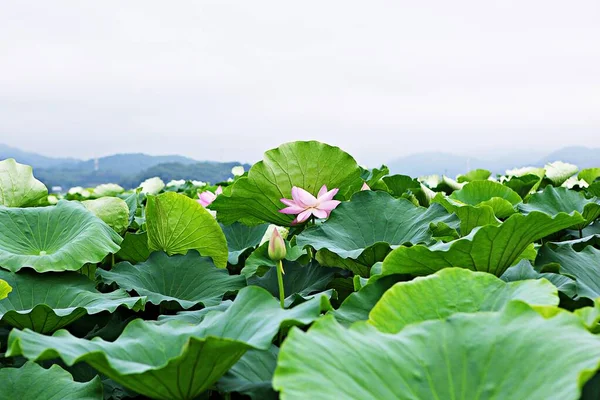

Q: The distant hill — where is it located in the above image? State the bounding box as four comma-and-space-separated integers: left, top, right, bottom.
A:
0, 144, 78, 169
388, 146, 600, 177
0, 144, 249, 189
536, 146, 600, 167
56, 153, 199, 175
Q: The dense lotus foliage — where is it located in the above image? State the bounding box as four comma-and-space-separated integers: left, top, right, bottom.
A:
0, 142, 600, 399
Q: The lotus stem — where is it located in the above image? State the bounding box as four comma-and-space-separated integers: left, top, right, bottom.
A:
276, 260, 285, 308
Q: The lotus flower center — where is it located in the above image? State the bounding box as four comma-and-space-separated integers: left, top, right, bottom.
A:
39, 250, 47, 256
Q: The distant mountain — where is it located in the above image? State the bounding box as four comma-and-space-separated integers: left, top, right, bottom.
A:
0, 144, 79, 169
56, 153, 199, 175
536, 146, 600, 168
387, 146, 600, 177
0, 144, 249, 189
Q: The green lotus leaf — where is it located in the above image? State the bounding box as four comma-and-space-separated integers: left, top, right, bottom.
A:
575, 299, 600, 333
448, 180, 522, 218
0, 158, 48, 207
0, 200, 122, 273
432, 194, 500, 235
82, 197, 130, 233
218, 345, 279, 400
579, 168, 600, 185
501, 259, 577, 298
211, 141, 363, 226
92, 183, 125, 198
97, 251, 245, 309
0, 278, 10, 299
537, 241, 600, 300
274, 303, 600, 400
297, 191, 458, 262
0, 362, 103, 400
146, 191, 228, 268
502, 173, 542, 199
7, 286, 329, 400
368, 268, 558, 333
222, 222, 269, 264
506, 166, 545, 179
0, 269, 145, 333
518, 186, 600, 230
382, 210, 584, 277
456, 168, 491, 183
247, 261, 339, 307
330, 275, 399, 326
545, 161, 579, 185
157, 301, 232, 324
115, 232, 150, 263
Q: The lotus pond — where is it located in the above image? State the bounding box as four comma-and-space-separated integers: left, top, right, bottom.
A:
1, 141, 600, 399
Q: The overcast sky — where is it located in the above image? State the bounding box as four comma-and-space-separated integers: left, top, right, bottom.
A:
0, 1, 598, 165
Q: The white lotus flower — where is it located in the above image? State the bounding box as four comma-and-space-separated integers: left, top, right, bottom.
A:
260, 225, 290, 246
231, 165, 245, 177
139, 177, 165, 195
166, 179, 186, 187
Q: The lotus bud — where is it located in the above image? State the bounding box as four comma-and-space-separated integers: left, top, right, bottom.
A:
268, 228, 287, 262
361, 182, 371, 191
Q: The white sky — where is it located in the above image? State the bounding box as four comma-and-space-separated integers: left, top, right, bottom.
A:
0, 1, 599, 165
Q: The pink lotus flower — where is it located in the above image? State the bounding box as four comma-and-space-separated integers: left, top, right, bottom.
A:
197, 186, 223, 207
361, 182, 371, 191
280, 185, 340, 224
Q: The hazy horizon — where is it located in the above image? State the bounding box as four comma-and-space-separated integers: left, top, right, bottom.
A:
1, 1, 599, 166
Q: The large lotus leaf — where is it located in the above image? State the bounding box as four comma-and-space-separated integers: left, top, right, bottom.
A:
501, 259, 577, 298
247, 261, 339, 307
456, 168, 491, 183
97, 251, 245, 309
579, 168, 600, 185
503, 173, 542, 199
545, 161, 579, 185
432, 194, 500, 235
0, 200, 123, 273
115, 232, 150, 263
297, 191, 458, 262
273, 303, 600, 400
0, 269, 145, 333
146, 191, 228, 268
368, 268, 558, 333
82, 197, 130, 233
92, 183, 125, 198
330, 275, 400, 326
7, 286, 329, 400
536, 241, 600, 300
211, 141, 362, 226
0, 158, 48, 207
157, 301, 232, 325
0, 278, 10, 299
222, 222, 269, 264
448, 180, 522, 218
382, 210, 584, 277
0, 362, 103, 400
218, 345, 279, 400
518, 186, 600, 230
